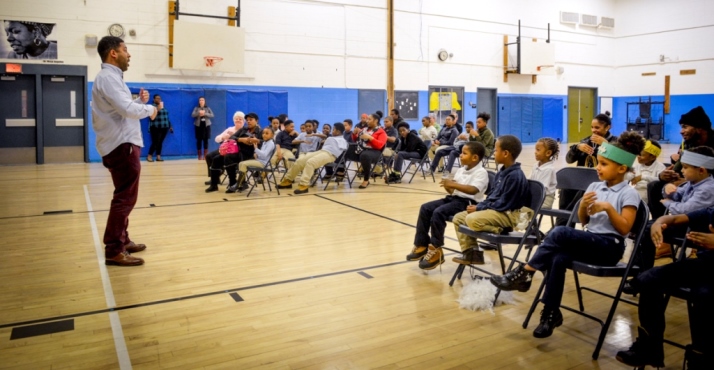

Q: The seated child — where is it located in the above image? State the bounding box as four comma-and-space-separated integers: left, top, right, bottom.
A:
406, 142, 489, 270
433, 121, 474, 174
277, 123, 348, 195
419, 116, 438, 143
270, 120, 298, 169
295, 120, 321, 155
616, 206, 714, 369
530, 137, 560, 209
491, 132, 645, 339
387, 122, 428, 183
449, 135, 531, 266
632, 146, 714, 270
231, 127, 275, 193
627, 140, 665, 203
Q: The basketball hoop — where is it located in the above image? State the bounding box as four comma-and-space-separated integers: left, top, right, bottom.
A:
204, 56, 224, 68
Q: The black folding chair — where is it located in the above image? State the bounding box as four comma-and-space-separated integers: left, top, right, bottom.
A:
522, 199, 650, 360
538, 167, 600, 230
244, 146, 280, 197
401, 141, 436, 183
449, 180, 546, 287
311, 151, 352, 190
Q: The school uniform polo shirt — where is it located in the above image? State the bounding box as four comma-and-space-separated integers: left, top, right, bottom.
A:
452, 162, 489, 203
530, 161, 557, 196
584, 180, 641, 236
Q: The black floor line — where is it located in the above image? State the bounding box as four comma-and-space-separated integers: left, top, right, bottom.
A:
1, 188, 455, 329
10, 319, 74, 340
0, 259, 418, 330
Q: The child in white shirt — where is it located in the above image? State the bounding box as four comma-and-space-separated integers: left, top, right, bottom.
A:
629, 140, 666, 203
530, 137, 560, 209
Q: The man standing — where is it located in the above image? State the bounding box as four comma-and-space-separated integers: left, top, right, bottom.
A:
147, 94, 172, 162
92, 36, 157, 266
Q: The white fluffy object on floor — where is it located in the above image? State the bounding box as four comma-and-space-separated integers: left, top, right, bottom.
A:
457, 277, 515, 314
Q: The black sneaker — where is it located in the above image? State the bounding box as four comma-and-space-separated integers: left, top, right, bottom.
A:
237, 182, 249, 192
205, 185, 218, 193
533, 307, 563, 338
490, 264, 534, 292
615, 327, 664, 367
406, 246, 428, 261
387, 173, 401, 184
418, 245, 444, 270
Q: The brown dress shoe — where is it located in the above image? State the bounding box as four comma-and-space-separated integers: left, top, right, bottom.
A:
124, 242, 146, 253
106, 252, 144, 266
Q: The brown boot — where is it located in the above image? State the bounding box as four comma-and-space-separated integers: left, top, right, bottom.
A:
654, 243, 672, 259
406, 246, 428, 261
277, 179, 293, 189
203, 149, 209, 161
453, 249, 484, 265
418, 245, 444, 270
106, 252, 144, 266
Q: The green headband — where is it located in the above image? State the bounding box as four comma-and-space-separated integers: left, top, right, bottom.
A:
598, 142, 637, 167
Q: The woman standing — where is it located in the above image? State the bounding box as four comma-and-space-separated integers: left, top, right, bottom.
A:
345, 112, 387, 189
147, 94, 172, 162
191, 97, 214, 160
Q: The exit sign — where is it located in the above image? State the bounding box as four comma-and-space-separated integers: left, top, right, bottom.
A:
6, 63, 22, 74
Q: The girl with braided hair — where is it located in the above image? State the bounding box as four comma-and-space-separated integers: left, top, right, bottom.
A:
530, 137, 560, 209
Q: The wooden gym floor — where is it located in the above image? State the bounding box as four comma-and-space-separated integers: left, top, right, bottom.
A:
0, 144, 690, 369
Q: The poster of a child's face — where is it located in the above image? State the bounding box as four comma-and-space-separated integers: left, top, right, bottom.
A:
1, 20, 58, 60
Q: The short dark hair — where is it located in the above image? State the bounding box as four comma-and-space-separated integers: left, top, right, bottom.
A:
448, 114, 456, 120
323, 123, 331, 130
97, 36, 124, 62
463, 141, 486, 161
246, 112, 259, 121
333, 123, 345, 133
343, 118, 353, 125
465, 121, 474, 128
153, 94, 160, 99
497, 135, 523, 160
391, 108, 400, 116
284, 120, 294, 127
594, 111, 612, 127
477, 112, 491, 122
397, 122, 410, 131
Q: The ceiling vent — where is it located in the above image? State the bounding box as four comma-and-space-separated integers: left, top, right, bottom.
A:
600, 16, 615, 29
560, 11, 579, 25
580, 14, 598, 27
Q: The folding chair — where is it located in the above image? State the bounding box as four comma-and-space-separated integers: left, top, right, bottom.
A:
448, 180, 546, 287
347, 145, 388, 186
401, 141, 436, 183
538, 167, 600, 230
244, 147, 280, 197
522, 199, 650, 360
316, 152, 352, 190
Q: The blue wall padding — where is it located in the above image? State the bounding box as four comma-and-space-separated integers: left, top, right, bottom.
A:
522, 98, 533, 142
542, 98, 563, 141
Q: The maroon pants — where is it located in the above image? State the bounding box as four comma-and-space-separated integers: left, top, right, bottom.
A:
101, 143, 141, 258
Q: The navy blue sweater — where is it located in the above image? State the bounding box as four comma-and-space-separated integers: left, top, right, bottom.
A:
476, 163, 530, 212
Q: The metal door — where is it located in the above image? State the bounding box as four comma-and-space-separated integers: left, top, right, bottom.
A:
41, 75, 85, 163
0, 74, 36, 164
476, 88, 498, 134
567, 87, 596, 143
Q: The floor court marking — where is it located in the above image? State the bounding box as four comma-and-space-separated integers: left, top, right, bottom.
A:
1, 191, 459, 331
84, 185, 132, 370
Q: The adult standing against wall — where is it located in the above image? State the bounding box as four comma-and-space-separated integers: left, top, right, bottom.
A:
647, 106, 714, 219
192, 97, 214, 160
91, 36, 157, 266
559, 111, 617, 224
146, 94, 172, 162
